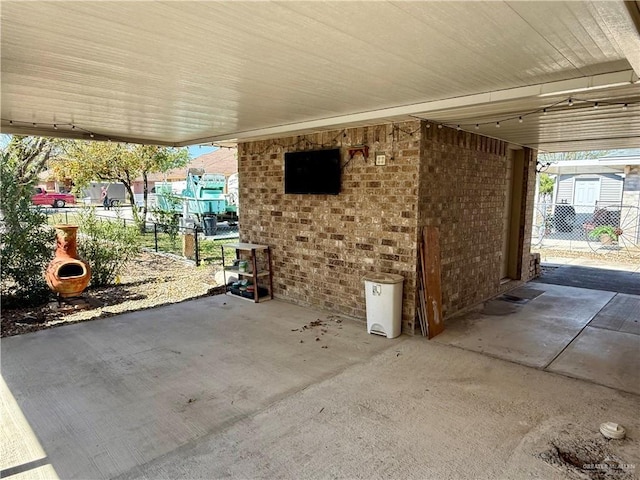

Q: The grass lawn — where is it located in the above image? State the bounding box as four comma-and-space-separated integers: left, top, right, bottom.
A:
137, 231, 238, 265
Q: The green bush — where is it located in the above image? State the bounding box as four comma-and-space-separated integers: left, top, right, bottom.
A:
588, 225, 619, 241
0, 152, 54, 307
76, 207, 140, 287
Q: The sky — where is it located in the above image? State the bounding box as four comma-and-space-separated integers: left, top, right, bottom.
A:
0, 135, 220, 159
187, 145, 218, 159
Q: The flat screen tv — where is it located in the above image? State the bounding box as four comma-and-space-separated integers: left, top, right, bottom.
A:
284, 148, 341, 195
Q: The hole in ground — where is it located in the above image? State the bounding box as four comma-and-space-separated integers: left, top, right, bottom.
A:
539, 440, 633, 480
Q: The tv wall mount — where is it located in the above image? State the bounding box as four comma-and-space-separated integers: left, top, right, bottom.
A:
347, 145, 369, 160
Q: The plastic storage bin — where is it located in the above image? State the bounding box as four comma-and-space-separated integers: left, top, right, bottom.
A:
363, 273, 404, 338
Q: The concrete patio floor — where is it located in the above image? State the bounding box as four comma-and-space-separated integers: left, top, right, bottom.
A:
434, 283, 640, 395
2, 293, 639, 479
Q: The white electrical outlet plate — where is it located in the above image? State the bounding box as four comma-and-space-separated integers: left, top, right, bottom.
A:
375, 153, 386, 166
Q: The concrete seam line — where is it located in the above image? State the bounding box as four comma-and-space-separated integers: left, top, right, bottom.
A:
542, 293, 619, 370
0, 457, 52, 478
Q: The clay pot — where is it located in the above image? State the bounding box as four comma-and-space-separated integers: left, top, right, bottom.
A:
599, 234, 612, 245
45, 225, 91, 297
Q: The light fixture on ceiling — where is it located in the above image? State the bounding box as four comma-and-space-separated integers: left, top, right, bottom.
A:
425, 93, 637, 133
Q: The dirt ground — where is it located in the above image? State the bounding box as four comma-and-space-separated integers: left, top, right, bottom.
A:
1, 252, 223, 338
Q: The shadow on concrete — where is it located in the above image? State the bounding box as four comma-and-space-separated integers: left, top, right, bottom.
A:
532, 264, 640, 295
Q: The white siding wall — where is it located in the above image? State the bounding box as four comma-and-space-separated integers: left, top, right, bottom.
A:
599, 174, 624, 205
556, 173, 623, 205
556, 175, 574, 203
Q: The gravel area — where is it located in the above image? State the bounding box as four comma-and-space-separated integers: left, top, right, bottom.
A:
1, 252, 224, 338
532, 247, 639, 262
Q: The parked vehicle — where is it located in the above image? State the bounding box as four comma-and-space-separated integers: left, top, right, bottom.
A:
155, 168, 238, 225
31, 187, 76, 208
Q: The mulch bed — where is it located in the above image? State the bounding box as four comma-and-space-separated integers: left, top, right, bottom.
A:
1, 252, 224, 338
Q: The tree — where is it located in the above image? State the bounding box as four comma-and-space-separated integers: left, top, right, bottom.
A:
52, 141, 188, 225
129, 145, 189, 222
0, 137, 56, 307
539, 173, 554, 194
1, 135, 57, 185
538, 150, 612, 164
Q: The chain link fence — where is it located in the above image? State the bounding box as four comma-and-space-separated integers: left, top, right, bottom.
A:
531, 200, 640, 259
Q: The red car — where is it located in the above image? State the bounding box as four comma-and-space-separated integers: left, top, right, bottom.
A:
32, 187, 76, 208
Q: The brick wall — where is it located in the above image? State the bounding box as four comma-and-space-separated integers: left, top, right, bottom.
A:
418, 124, 507, 317
418, 123, 537, 318
520, 147, 538, 282
238, 122, 422, 333
238, 119, 536, 334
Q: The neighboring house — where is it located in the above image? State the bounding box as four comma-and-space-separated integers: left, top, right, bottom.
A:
556, 172, 623, 207
546, 149, 640, 209
539, 150, 640, 241
36, 169, 73, 194
180, 147, 238, 178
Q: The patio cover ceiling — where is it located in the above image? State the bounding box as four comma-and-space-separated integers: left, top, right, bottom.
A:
1, 1, 639, 152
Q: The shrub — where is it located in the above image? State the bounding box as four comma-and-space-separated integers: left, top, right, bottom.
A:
588, 225, 619, 241
0, 152, 54, 307
76, 207, 140, 287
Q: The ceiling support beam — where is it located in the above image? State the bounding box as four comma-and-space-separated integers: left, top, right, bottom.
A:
187, 70, 638, 145
591, 1, 640, 76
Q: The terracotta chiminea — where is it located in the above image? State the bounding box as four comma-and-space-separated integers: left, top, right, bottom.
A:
45, 224, 91, 298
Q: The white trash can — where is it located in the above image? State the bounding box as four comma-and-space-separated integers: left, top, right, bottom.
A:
363, 273, 404, 338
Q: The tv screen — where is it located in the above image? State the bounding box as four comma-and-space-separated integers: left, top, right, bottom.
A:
284, 149, 341, 195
